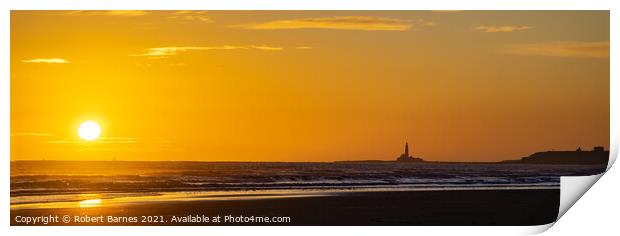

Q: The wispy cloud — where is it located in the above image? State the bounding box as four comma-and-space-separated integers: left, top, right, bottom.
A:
22, 58, 70, 64
475, 25, 532, 33
168, 11, 212, 23
131, 45, 284, 57
430, 10, 465, 13
295, 46, 313, 50
250, 45, 284, 51
11, 133, 54, 137
105, 10, 148, 17
42, 137, 181, 153
65, 10, 147, 17
503, 41, 610, 59
44, 137, 138, 144
75, 146, 183, 153
234, 16, 417, 31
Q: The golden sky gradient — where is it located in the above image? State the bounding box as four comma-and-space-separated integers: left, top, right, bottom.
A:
11, 11, 610, 162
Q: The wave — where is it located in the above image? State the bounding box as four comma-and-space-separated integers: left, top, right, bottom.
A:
11, 161, 604, 197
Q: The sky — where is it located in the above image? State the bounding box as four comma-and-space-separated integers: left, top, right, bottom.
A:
10, 11, 610, 162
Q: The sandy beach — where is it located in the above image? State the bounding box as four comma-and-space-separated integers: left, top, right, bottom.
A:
11, 188, 559, 226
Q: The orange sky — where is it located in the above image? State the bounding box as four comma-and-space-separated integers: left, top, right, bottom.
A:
11, 11, 610, 162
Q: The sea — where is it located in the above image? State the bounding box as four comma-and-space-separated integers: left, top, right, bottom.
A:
10, 161, 604, 210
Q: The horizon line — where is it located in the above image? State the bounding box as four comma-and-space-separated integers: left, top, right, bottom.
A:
9, 159, 507, 164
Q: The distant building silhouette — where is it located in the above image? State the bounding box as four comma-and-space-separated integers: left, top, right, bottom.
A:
396, 142, 424, 162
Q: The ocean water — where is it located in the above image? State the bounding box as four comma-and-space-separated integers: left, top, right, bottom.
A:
11, 161, 606, 210
11, 161, 603, 198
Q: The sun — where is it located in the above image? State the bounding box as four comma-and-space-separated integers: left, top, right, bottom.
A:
78, 121, 101, 141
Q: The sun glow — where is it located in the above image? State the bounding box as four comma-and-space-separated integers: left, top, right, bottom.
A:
78, 121, 101, 141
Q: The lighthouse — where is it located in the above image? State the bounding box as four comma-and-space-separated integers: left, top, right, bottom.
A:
396, 141, 424, 162
404, 142, 409, 158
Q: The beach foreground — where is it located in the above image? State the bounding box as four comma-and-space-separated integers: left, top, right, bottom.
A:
11, 189, 559, 226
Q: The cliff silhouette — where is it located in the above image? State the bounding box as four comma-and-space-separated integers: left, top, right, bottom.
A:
504, 146, 609, 165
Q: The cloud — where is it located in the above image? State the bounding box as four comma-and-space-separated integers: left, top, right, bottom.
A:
250, 45, 284, 51
42, 137, 180, 152
65, 11, 212, 22
475, 25, 532, 33
295, 46, 313, 50
22, 58, 70, 64
11, 133, 53, 137
168, 11, 213, 23
105, 10, 147, 17
44, 137, 138, 144
235, 16, 416, 31
131, 45, 284, 57
430, 10, 465, 13
503, 41, 610, 59
65, 10, 147, 17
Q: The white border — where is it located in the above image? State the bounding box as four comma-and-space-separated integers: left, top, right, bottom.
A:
0, 0, 616, 10
2, 1, 617, 235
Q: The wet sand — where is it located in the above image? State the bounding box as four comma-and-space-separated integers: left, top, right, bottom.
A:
11, 189, 559, 226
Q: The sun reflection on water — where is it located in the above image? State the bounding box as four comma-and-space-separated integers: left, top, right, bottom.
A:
78, 198, 102, 208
